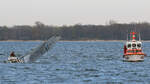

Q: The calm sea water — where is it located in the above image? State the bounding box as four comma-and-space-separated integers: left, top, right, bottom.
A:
0, 41, 150, 84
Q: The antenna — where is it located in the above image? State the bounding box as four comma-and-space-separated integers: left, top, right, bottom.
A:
127, 33, 128, 41
139, 32, 141, 41
126, 30, 128, 41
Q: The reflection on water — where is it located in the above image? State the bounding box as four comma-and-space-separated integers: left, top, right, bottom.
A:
0, 41, 150, 84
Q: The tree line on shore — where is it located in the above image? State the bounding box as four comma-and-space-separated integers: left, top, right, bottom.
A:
0, 21, 150, 40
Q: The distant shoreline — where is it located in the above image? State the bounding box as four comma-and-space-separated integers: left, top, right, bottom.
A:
0, 40, 150, 42
0, 40, 43, 42
59, 40, 125, 42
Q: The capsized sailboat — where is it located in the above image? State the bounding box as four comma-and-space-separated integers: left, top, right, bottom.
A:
5, 36, 60, 63
123, 32, 146, 62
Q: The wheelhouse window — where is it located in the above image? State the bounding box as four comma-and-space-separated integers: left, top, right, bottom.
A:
132, 44, 136, 48
137, 44, 141, 48
127, 44, 131, 48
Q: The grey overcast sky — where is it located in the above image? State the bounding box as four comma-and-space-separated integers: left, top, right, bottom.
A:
0, 0, 149, 26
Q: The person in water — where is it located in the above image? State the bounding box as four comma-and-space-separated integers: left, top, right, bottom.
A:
8, 51, 20, 63
10, 51, 16, 57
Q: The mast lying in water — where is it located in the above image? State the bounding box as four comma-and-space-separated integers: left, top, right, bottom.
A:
20, 36, 60, 63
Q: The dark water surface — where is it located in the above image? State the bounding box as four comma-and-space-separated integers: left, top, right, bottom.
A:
0, 41, 150, 84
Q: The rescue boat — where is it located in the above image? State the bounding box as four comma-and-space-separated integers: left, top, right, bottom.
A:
123, 32, 146, 62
